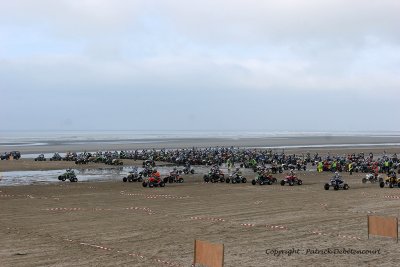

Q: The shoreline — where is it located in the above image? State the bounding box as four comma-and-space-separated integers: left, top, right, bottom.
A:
1, 135, 400, 154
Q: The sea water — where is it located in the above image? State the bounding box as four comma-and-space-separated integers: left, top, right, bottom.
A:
1, 130, 400, 148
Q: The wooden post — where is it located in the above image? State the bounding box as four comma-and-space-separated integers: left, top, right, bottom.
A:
193, 240, 197, 266
222, 244, 225, 267
397, 217, 398, 243
368, 215, 398, 242
194, 240, 224, 267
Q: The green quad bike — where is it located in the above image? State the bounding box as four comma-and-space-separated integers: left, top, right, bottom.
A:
58, 169, 78, 182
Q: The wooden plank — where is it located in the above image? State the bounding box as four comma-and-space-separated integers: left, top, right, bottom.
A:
194, 240, 224, 267
368, 215, 398, 240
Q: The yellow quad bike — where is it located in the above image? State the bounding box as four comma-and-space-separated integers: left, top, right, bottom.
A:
379, 176, 400, 188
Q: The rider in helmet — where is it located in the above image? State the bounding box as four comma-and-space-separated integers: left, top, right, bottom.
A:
233, 167, 242, 178
170, 167, 179, 177
333, 171, 343, 185
152, 169, 161, 182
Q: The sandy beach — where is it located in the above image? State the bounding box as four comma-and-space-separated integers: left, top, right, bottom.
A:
1, 138, 400, 267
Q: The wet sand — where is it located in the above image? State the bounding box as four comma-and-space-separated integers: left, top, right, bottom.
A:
0, 159, 171, 172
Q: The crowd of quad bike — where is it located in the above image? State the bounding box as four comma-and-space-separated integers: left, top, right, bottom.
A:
122, 161, 193, 188
34, 151, 123, 166
23, 148, 400, 189
0, 151, 21, 160
25, 148, 400, 174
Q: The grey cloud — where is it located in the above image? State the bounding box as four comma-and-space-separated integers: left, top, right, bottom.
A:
0, 0, 399, 131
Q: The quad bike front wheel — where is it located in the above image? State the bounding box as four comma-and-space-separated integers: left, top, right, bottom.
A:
334, 185, 339, 190
123, 177, 127, 182
379, 182, 385, 188
324, 183, 330, 190
343, 184, 349, 190
251, 179, 256, 185
142, 181, 148, 187
280, 180, 285, 186
297, 179, 303, 185
241, 177, 247, 183
362, 178, 367, 183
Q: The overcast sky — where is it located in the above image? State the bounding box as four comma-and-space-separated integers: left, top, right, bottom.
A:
1, 0, 399, 132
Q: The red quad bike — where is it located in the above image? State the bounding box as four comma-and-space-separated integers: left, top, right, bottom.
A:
142, 176, 165, 188
280, 175, 302, 186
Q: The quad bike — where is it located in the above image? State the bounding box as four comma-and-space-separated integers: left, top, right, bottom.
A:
280, 175, 302, 186
271, 165, 283, 174
1, 151, 21, 160
142, 159, 156, 167
242, 160, 257, 169
251, 174, 277, 185
123, 168, 143, 182
296, 163, 307, 171
75, 157, 89, 164
379, 176, 400, 188
226, 173, 247, 184
203, 169, 225, 183
12, 151, 21, 160
34, 154, 46, 161
63, 152, 77, 161
163, 173, 184, 183
50, 153, 62, 161
139, 166, 154, 177
142, 177, 165, 188
58, 169, 78, 182
324, 177, 349, 190
362, 173, 382, 184
181, 165, 195, 174
106, 159, 123, 166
